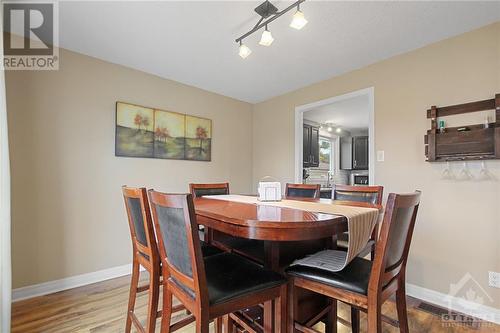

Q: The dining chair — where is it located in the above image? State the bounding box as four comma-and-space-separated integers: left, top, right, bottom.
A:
148, 190, 288, 333
189, 183, 230, 241
285, 183, 321, 199
189, 182, 230, 198
122, 186, 223, 333
286, 191, 421, 333
333, 185, 384, 260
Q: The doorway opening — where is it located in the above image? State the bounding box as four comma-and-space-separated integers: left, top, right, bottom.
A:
294, 88, 375, 190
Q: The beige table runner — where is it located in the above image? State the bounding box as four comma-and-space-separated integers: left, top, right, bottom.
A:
204, 194, 379, 272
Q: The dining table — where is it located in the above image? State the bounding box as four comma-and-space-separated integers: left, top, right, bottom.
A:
193, 195, 382, 333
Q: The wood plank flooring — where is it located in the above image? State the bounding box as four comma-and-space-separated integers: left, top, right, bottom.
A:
12, 273, 500, 333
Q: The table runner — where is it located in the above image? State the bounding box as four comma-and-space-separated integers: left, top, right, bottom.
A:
203, 194, 379, 272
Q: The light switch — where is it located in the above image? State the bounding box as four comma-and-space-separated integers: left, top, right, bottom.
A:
377, 150, 385, 162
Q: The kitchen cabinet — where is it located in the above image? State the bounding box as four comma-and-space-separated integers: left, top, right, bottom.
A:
303, 124, 319, 167
340, 135, 369, 170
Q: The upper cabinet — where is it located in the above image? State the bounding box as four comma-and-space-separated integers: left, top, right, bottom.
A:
340, 135, 369, 170
303, 124, 319, 167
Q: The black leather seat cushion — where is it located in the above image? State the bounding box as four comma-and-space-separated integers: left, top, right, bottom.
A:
205, 253, 286, 305
286, 256, 372, 295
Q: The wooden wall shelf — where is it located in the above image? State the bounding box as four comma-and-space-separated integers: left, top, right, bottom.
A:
424, 94, 500, 162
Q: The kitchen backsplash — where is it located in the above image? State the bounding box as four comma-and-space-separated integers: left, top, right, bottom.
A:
304, 168, 351, 187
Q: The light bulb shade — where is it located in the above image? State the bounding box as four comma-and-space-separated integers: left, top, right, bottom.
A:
259, 30, 274, 46
290, 10, 308, 30
336, 128, 342, 133
327, 126, 332, 132
238, 43, 252, 58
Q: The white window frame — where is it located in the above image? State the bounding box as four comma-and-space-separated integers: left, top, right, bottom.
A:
318, 136, 335, 172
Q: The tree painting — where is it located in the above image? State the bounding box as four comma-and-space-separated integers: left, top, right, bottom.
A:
116, 102, 211, 161
134, 113, 143, 131
155, 127, 170, 142
185, 115, 211, 161
196, 126, 208, 152
153, 110, 185, 159
116, 103, 155, 158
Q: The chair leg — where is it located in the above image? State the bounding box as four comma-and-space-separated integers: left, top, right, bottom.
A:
367, 301, 382, 333
125, 260, 140, 333
275, 284, 287, 333
146, 268, 160, 333
196, 315, 210, 333
325, 299, 337, 333
350, 307, 360, 333
396, 284, 410, 333
223, 315, 234, 333
287, 280, 295, 333
263, 300, 273, 333
215, 317, 223, 333
160, 286, 173, 333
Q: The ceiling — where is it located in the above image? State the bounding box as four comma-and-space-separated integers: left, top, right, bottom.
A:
304, 95, 369, 132
14, 1, 500, 103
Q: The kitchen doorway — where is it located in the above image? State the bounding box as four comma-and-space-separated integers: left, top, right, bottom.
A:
294, 88, 375, 188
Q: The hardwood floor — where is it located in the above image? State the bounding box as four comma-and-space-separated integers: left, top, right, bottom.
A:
12, 273, 500, 333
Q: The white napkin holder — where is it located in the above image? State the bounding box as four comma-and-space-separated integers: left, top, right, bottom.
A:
258, 180, 281, 202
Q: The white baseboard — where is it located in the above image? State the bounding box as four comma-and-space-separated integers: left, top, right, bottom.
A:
12, 263, 144, 302
406, 283, 500, 325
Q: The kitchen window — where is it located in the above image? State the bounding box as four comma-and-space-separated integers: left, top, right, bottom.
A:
318, 137, 334, 171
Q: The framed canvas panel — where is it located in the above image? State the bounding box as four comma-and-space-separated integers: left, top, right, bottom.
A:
153, 110, 186, 159
185, 115, 212, 161
115, 102, 154, 158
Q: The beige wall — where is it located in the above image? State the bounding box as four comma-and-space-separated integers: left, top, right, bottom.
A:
6, 22, 500, 310
6, 48, 253, 288
253, 22, 500, 307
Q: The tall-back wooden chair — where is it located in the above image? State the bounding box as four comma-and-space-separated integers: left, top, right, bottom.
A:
189, 183, 230, 198
287, 191, 421, 333
122, 186, 220, 333
149, 190, 288, 333
285, 183, 321, 199
189, 183, 229, 242
122, 186, 162, 333
333, 185, 384, 260
332, 184, 383, 204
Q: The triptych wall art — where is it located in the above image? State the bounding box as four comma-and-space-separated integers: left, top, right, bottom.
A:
115, 102, 212, 161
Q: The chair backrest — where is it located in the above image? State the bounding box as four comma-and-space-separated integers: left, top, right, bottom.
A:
332, 185, 383, 205
122, 186, 159, 264
189, 183, 230, 198
285, 183, 320, 199
369, 191, 421, 291
148, 190, 208, 305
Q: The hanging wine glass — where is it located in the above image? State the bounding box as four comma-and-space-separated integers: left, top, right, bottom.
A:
441, 161, 455, 180
456, 161, 472, 181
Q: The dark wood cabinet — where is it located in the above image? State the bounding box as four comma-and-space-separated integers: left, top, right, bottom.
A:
353, 136, 369, 170
303, 124, 319, 167
340, 135, 369, 170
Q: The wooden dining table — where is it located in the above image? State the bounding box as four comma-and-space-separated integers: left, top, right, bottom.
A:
193, 196, 382, 333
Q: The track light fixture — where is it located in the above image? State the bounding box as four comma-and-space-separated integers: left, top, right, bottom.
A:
238, 41, 252, 59
235, 0, 307, 58
290, 4, 308, 30
259, 25, 274, 46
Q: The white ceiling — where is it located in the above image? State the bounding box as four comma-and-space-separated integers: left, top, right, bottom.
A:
304, 94, 369, 131
16, 1, 500, 103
